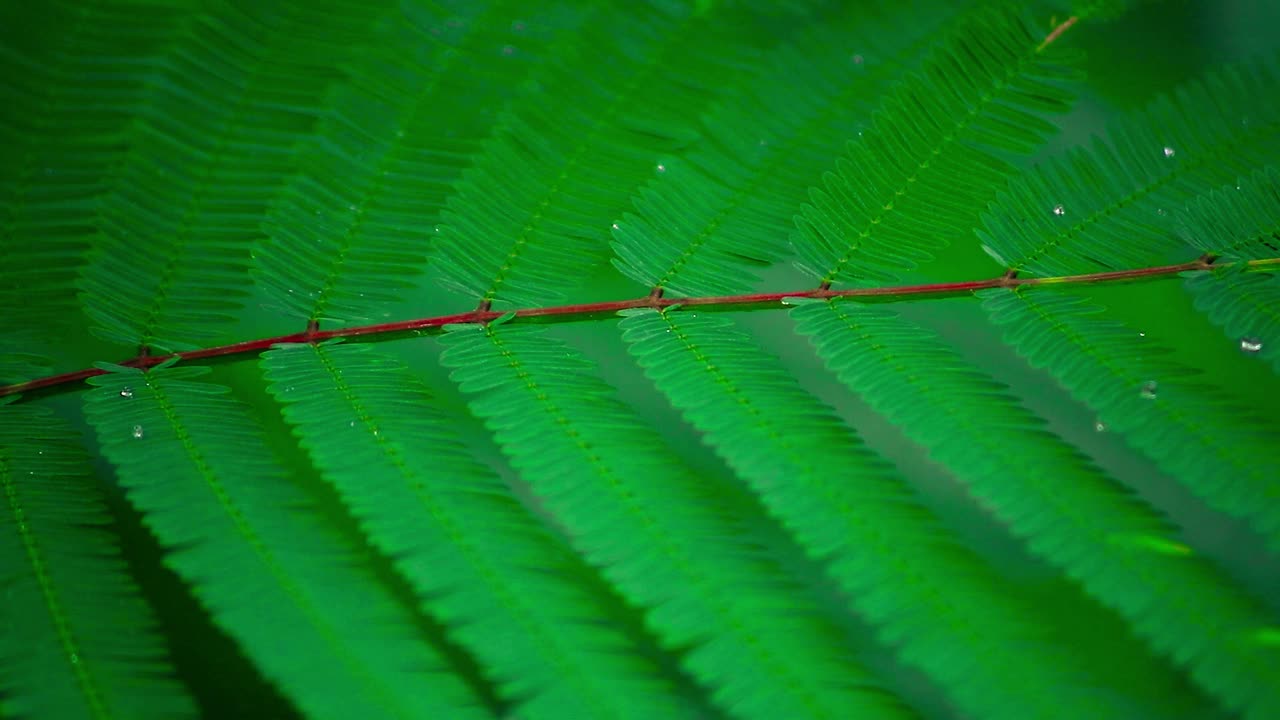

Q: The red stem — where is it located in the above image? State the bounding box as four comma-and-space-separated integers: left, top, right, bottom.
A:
5, 254, 1272, 398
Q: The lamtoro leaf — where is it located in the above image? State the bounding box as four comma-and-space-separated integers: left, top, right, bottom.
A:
440, 322, 910, 720
0, 402, 194, 719
79, 0, 392, 351
977, 58, 1280, 277
252, 1, 585, 326
1177, 167, 1280, 374
618, 308, 1133, 720
610, 1, 962, 296
791, 4, 1079, 287
82, 365, 491, 720
431, 2, 759, 309
261, 341, 694, 720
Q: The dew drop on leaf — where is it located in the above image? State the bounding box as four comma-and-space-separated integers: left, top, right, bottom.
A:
656, 163, 666, 174
1139, 381, 1158, 400
1162, 146, 1175, 158
1052, 204, 1065, 216
1094, 420, 1107, 433
120, 387, 133, 398
132, 425, 144, 439
1241, 337, 1263, 353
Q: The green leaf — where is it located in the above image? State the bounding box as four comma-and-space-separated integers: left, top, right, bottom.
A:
791, 5, 1080, 286
981, 288, 1280, 552
439, 322, 907, 719
793, 297, 1280, 718
431, 2, 758, 309
977, 57, 1280, 277
78, 0, 391, 351
82, 365, 491, 720
0, 0, 191, 378
253, 1, 585, 326
1, 401, 195, 719
261, 341, 694, 720
610, 2, 961, 296
1184, 267, 1280, 374
619, 307, 1128, 720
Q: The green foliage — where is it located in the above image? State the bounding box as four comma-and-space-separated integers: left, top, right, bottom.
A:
2, 0, 1279, 719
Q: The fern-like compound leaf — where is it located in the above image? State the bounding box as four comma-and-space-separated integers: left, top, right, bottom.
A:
0, 0, 189, 378
253, 1, 583, 327
981, 288, 1280, 553
82, 365, 491, 720
791, 299, 1280, 718
440, 323, 909, 720
790, 5, 1079, 287
79, 0, 390, 352
978, 58, 1280, 277
431, 2, 757, 309
618, 308, 1132, 720
261, 340, 694, 720
1175, 167, 1280, 374
1184, 268, 1280, 375
0, 401, 196, 720
610, 1, 959, 296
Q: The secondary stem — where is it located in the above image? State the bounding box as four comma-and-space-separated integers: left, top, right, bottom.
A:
5, 255, 1275, 398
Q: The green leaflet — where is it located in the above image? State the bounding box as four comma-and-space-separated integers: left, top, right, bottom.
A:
0, 0, 191, 379
0, 401, 195, 719
980, 287, 1280, 553
1184, 268, 1280, 375
439, 322, 908, 720
78, 0, 392, 352
430, 1, 758, 309
82, 365, 491, 720
792, 299, 1280, 718
260, 341, 695, 720
618, 308, 1131, 720
253, 1, 592, 326
790, 4, 1079, 286
977, 57, 1280, 277
1176, 167, 1280, 374
610, 0, 962, 296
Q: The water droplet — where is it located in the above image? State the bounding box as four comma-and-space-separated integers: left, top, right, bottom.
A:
1156, 208, 1166, 216
1162, 146, 1175, 158
851, 54, 864, 65
69, 653, 80, 665
1139, 381, 1158, 400
1094, 420, 1107, 433
1241, 337, 1263, 353
131, 425, 144, 439
611, 223, 619, 230
119, 387, 133, 398
1052, 204, 1065, 216
511, 20, 526, 32
501, 45, 515, 56
1138, 331, 1146, 338
348, 204, 357, 211
656, 163, 666, 174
